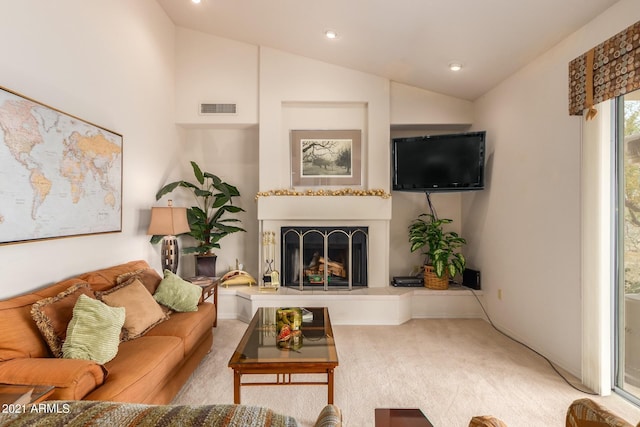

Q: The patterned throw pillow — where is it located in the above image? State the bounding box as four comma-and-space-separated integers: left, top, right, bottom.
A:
31, 283, 96, 357
62, 294, 125, 364
98, 278, 168, 341
153, 270, 202, 312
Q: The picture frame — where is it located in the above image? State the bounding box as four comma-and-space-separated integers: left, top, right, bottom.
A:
290, 129, 362, 186
0, 86, 123, 245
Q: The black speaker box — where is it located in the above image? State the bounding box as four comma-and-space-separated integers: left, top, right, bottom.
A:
463, 268, 481, 290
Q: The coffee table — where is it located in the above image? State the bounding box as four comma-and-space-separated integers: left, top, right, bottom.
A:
228, 307, 338, 404
0, 384, 54, 406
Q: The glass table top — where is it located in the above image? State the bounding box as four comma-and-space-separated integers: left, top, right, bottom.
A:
229, 307, 338, 366
0, 384, 54, 405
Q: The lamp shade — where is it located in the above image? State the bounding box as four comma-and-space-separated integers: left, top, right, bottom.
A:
147, 206, 190, 236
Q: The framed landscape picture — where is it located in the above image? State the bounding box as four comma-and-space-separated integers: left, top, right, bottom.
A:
290, 129, 362, 186
0, 86, 123, 245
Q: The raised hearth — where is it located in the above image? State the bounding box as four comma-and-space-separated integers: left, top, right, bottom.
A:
217, 285, 486, 325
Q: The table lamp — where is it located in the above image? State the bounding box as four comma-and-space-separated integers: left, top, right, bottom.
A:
147, 200, 190, 273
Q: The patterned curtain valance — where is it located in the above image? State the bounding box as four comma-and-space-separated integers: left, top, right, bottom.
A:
569, 20, 640, 118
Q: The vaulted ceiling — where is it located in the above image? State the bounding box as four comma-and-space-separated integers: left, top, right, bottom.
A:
157, 0, 619, 100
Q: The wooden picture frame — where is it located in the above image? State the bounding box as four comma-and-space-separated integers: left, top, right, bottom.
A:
290, 129, 362, 186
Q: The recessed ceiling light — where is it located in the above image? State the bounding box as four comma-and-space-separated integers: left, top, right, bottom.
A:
325, 29, 339, 40
192, 0, 201, 4
449, 62, 463, 72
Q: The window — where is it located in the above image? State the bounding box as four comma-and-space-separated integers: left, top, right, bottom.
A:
615, 89, 640, 403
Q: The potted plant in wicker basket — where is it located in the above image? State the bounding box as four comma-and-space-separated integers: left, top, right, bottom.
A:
408, 213, 466, 290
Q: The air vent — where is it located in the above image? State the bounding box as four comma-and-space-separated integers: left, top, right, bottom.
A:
199, 103, 237, 115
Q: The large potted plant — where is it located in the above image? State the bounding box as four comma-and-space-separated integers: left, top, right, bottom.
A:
408, 213, 466, 289
151, 161, 245, 276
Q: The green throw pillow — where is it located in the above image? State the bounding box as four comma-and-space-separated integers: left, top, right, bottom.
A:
62, 294, 125, 364
153, 270, 202, 312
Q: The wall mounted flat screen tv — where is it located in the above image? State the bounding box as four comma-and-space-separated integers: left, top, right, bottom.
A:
392, 131, 486, 192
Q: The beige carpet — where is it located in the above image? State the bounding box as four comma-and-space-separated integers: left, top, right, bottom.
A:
173, 318, 640, 426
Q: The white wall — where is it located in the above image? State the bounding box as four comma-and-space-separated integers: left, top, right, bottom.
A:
465, 0, 640, 376
175, 27, 258, 127
172, 29, 261, 278
0, 0, 177, 298
259, 47, 391, 191
390, 81, 473, 126
171, 128, 260, 279
390, 191, 464, 278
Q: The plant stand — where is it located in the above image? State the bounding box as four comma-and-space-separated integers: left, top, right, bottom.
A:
195, 254, 217, 277
423, 265, 449, 290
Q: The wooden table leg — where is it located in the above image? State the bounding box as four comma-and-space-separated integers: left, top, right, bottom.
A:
327, 368, 334, 404
213, 282, 218, 327
234, 371, 241, 404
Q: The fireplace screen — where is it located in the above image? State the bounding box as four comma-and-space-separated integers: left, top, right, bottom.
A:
281, 226, 368, 290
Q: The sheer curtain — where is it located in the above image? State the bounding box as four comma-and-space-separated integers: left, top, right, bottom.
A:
580, 101, 613, 395
571, 19, 640, 396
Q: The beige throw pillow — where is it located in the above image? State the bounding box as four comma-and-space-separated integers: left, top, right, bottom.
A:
115, 268, 163, 294
99, 279, 168, 341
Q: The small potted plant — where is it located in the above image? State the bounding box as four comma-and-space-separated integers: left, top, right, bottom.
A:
151, 161, 245, 276
408, 213, 466, 289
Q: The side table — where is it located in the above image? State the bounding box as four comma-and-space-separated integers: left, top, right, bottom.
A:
186, 276, 219, 327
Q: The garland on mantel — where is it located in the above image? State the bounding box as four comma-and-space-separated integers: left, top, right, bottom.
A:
255, 188, 391, 200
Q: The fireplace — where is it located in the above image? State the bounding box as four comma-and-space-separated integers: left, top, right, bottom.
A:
281, 226, 368, 290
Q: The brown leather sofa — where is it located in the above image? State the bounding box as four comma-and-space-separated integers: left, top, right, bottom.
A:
0, 260, 215, 404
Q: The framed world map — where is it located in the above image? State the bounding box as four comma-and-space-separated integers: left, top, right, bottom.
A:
0, 86, 122, 244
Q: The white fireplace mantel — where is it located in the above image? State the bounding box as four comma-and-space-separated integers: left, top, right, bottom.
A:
256, 195, 392, 221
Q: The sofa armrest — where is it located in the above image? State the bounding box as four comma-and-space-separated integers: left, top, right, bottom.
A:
566, 398, 634, 427
0, 358, 107, 400
314, 404, 342, 427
